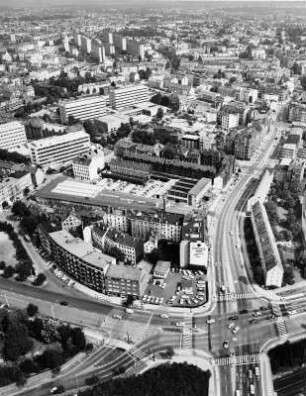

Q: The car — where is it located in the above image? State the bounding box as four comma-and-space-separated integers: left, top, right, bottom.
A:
255, 366, 260, 377
125, 308, 134, 314
232, 326, 240, 334
223, 340, 229, 349
207, 318, 215, 324
112, 314, 122, 320
160, 314, 169, 319
228, 316, 238, 321
50, 386, 65, 394
59, 301, 68, 306
228, 322, 235, 329
176, 322, 185, 327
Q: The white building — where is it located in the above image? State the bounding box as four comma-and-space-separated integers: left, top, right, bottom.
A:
29, 130, 90, 167
72, 152, 105, 183
59, 95, 107, 123
189, 241, 208, 267
109, 85, 150, 110
0, 172, 33, 210
0, 121, 27, 150
221, 112, 240, 131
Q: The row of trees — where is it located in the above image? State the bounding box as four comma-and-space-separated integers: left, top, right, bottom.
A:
79, 362, 210, 396
0, 221, 34, 281
0, 149, 30, 165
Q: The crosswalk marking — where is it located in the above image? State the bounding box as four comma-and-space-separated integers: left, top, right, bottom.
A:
214, 292, 256, 302
271, 303, 287, 338
215, 354, 259, 366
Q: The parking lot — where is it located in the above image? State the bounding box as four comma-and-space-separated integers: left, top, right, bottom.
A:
142, 269, 208, 308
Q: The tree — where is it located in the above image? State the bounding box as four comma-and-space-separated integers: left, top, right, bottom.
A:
23, 187, 30, 197
27, 303, 38, 317
33, 273, 46, 286
3, 322, 33, 361
0, 261, 6, 270
2, 201, 9, 210
11, 201, 30, 218
2, 265, 15, 278
156, 107, 164, 120
71, 327, 86, 350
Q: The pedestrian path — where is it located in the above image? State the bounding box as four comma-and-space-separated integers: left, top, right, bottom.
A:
215, 354, 259, 366
271, 303, 287, 338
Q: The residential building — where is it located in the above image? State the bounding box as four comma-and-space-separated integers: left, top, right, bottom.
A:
61, 210, 82, 231
105, 263, 150, 298
109, 158, 151, 183
59, 95, 106, 123
109, 85, 150, 110
73, 151, 105, 183
0, 171, 33, 210
39, 227, 115, 293
103, 211, 129, 233
130, 212, 183, 242
28, 130, 90, 167
220, 112, 240, 131
92, 226, 143, 265
250, 201, 284, 288
0, 121, 27, 150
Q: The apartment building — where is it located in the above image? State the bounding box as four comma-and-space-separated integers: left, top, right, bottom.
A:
0, 121, 27, 150
40, 227, 115, 293
0, 171, 32, 210
109, 85, 150, 110
92, 226, 143, 265
29, 130, 90, 167
130, 212, 183, 242
220, 112, 240, 131
105, 263, 149, 298
72, 152, 105, 183
59, 95, 106, 123
103, 211, 129, 232
289, 102, 306, 125
109, 158, 151, 183
250, 201, 283, 288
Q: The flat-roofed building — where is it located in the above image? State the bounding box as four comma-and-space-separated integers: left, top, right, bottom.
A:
105, 263, 149, 298
109, 85, 150, 110
153, 260, 171, 278
48, 229, 115, 293
29, 130, 90, 167
250, 201, 283, 288
59, 95, 106, 123
281, 143, 297, 160
187, 177, 211, 206
0, 121, 27, 150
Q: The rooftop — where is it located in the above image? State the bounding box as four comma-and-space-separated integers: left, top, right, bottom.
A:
50, 229, 113, 270
106, 263, 141, 281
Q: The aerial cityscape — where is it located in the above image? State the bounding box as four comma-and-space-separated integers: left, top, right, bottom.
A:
1, 1, 306, 395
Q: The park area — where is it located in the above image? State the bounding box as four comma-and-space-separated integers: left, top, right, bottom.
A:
0, 231, 17, 267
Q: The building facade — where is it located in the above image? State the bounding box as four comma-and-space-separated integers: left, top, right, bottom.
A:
0, 121, 27, 150
29, 130, 90, 167
109, 85, 150, 110
59, 95, 107, 123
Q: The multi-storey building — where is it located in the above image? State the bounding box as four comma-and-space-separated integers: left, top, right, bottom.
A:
28, 130, 90, 167
0, 121, 27, 150
72, 152, 105, 183
109, 158, 151, 183
289, 102, 306, 125
92, 226, 143, 265
105, 263, 149, 298
109, 85, 150, 110
130, 212, 183, 242
103, 211, 129, 233
220, 112, 240, 131
38, 227, 115, 293
59, 95, 106, 123
250, 201, 284, 288
0, 171, 33, 210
